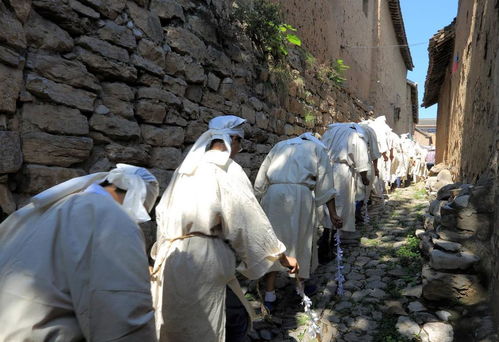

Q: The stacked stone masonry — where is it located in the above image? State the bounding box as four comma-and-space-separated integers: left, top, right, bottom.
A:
0, 0, 371, 225
419, 171, 497, 339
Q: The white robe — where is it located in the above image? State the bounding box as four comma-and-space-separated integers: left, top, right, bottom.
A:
322, 125, 370, 232
401, 136, 416, 181
0, 191, 156, 341
363, 118, 392, 184
413, 145, 428, 181
389, 132, 407, 182
151, 150, 285, 342
356, 125, 382, 201
254, 140, 336, 279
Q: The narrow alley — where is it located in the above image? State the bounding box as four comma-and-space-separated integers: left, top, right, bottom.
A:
0, 0, 497, 341
244, 183, 490, 342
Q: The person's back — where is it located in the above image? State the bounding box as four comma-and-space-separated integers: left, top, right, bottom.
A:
0, 192, 154, 341
0, 165, 159, 341
258, 139, 322, 190
152, 116, 296, 342
321, 124, 370, 232
255, 135, 338, 304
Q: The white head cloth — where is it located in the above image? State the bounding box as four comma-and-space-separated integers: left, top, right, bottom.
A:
31, 163, 159, 223
328, 122, 367, 140
178, 115, 246, 175
285, 132, 327, 149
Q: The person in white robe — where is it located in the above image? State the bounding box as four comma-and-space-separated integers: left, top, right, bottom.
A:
356, 124, 382, 202
413, 144, 429, 181
0, 164, 159, 341
361, 116, 392, 197
389, 131, 406, 188
322, 123, 370, 232
318, 123, 370, 261
400, 133, 416, 184
254, 133, 342, 306
151, 115, 298, 342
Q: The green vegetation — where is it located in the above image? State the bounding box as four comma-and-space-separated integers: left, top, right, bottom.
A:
361, 237, 381, 247
304, 110, 316, 125
268, 63, 293, 102
395, 235, 423, 274
296, 312, 310, 326
234, 0, 302, 63
413, 187, 427, 200
317, 59, 350, 86
304, 50, 316, 68
244, 292, 256, 301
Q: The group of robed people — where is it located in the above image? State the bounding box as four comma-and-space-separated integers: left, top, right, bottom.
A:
0, 114, 430, 342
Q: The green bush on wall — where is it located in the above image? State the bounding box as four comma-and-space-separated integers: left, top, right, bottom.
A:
233, 0, 302, 63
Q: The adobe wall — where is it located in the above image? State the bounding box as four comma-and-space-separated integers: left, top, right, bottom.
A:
276, 0, 414, 135
0, 0, 371, 227
413, 130, 433, 147
437, 0, 498, 183
372, 0, 412, 135
276, 0, 374, 103
434, 0, 498, 326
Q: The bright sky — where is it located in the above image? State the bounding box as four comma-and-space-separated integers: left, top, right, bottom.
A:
400, 0, 458, 119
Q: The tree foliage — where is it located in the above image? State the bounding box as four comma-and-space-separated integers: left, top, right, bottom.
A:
234, 0, 302, 63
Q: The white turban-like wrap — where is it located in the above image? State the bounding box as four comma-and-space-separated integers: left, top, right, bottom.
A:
31, 164, 159, 223
328, 122, 367, 140
178, 115, 246, 175
285, 132, 327, 149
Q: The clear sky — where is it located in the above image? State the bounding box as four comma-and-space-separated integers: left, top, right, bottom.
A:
399, 0, 458, 119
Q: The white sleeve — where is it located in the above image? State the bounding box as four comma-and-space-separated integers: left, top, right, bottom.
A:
350, 134, 370, 173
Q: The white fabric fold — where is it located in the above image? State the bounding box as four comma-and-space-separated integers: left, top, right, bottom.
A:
178, 115, 246, 175
30, 164, 158, 223
299, 132, 327, 149
284, 132, 327, 149
328, 122, 367, 140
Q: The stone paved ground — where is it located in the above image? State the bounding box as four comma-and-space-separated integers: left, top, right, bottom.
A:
242, 183, 431, 342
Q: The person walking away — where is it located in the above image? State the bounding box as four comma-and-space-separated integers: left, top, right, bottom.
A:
254, 133, 342, 310
0, 164, 160, 341
151, 115, 298, 342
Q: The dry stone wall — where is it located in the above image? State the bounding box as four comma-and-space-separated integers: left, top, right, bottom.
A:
0, 0, 370, 221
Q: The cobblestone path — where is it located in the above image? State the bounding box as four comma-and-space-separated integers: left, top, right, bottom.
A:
242, 183, 430, 342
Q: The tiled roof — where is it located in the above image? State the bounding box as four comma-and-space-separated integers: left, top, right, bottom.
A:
422, 19, 456, 107
387, 0, 414, 70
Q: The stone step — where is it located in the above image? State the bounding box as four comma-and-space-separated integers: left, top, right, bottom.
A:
429, 249, 479, 270
431, 238, 462, 252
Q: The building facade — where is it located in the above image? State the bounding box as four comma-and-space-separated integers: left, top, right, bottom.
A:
276, 0, 418, 134
422, 0, 498, 326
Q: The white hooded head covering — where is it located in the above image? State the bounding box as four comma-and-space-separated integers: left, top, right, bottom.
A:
285, 132, 327, 149
31, 164, 159, 223
178, 115, 246, 175
328, 122, 367, 140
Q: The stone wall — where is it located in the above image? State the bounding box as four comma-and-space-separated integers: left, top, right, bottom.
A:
0, 0, 371, 222
276, 0, 416, 135
430, 0, 499, 328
